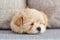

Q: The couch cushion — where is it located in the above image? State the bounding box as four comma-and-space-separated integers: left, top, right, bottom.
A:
28, 0, 60, 28
0, 29, 60, 39
0, 0, 26, 29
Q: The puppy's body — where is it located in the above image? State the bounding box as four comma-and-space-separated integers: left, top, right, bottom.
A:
10, 8, 48, 34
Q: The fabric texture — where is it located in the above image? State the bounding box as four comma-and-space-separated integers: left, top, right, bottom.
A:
0, 29, 60, 39
0, 0, 26, 29
28, 0, 60, 28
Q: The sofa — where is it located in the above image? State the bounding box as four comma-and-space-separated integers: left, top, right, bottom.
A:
0, 0, 60, 40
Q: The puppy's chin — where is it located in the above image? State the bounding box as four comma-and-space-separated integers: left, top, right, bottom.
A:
40, 29, 46, 33
40, 27, 46, 33
25, 30, 46, 34
29, 30, 46, 34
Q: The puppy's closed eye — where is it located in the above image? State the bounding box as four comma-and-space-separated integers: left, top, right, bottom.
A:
29, 23, 34, 31
30, 23, 34, 26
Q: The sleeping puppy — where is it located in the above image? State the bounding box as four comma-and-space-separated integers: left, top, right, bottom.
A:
10, 8, 48, 34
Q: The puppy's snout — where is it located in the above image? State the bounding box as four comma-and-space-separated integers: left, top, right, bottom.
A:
37, 27, 41, 32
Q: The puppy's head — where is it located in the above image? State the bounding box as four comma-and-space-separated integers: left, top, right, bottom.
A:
11, 8, 48, 34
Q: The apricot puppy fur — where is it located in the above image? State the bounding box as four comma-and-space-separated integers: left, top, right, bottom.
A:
10, 8, 48, 34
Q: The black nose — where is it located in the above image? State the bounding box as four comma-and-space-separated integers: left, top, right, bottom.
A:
22, 32, 28, 34
37, 27, 41, 31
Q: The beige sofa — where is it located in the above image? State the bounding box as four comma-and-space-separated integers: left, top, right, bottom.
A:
0, 0, 60, 29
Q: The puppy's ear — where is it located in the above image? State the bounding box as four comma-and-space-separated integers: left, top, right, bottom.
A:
14, 16, 23, 26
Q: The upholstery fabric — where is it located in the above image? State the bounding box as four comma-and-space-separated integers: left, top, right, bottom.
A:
0, 0, 26, 29
0, 29, 60, 39
28, 0, 60, 28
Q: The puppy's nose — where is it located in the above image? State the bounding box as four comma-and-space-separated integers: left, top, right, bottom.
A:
37, 27, 41, 31
22, 32, 28, 34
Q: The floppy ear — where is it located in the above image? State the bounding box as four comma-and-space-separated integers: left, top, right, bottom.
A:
14, 16, 23, 26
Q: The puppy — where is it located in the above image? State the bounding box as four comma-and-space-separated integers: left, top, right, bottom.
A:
10, 8, 48, 34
